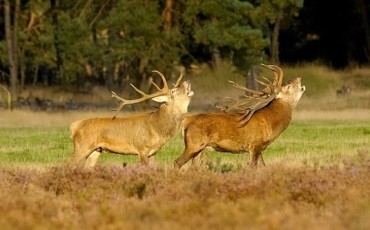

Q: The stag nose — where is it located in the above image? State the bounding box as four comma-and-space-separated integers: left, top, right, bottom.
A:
301, 86, 306, 92
184, 81, 194, 96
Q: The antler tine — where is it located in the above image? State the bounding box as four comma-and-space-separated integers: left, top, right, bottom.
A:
260, 76, 273, 85
173, 70, 184, 88
111, 91, 129, 119
152, 70, 169, 92
261, 63, 283, 90
130, 83, 147, 96
228, 80, 264, 96
110, 70, 170, 119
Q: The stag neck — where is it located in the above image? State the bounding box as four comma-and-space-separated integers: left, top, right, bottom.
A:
150, 104, 184, 135
159, 105, 186, 127
267, 99, 293, 127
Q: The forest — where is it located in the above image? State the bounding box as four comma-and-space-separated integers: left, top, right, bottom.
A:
0, 0, 369, 109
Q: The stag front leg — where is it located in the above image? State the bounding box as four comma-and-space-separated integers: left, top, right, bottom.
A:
138, 153, 150, 165
85, 150, 101, 168
68, 145, 94, 168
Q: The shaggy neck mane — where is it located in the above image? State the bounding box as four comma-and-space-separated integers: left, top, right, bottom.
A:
150, 104, 185, 137
256, 98, 292, 129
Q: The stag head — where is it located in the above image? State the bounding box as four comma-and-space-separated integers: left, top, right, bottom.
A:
111, 70, 193, 118
218, 64, 288, 124
276, 77, 305, 107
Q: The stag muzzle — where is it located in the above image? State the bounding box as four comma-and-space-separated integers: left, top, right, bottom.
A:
184, 80, 194, 97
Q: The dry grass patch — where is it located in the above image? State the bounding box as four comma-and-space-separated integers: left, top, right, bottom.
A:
0, 159, 369, 230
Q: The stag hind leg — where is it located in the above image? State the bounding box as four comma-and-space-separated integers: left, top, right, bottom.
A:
250, 150, 266, 168
259, 154, 266, 166
174, 126, 209, 169
174, 146, 204, 169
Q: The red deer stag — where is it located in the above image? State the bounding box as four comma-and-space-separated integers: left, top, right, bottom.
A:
69, 70, 194, 168
174, 64, 305, 169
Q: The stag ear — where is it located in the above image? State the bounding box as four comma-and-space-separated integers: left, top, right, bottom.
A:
152, 95, 169, 103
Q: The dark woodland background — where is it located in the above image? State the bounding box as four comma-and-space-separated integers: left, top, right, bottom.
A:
0, 0, 369, 108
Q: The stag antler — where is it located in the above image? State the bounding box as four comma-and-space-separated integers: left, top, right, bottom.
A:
173, 67, 184, 88
111, 70, 170, 119
218, 63, 284, 125
111, 70, 185, 119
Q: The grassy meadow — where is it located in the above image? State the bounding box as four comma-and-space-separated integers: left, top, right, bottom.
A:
0, 119, 369, 170
0, 63, 370, 229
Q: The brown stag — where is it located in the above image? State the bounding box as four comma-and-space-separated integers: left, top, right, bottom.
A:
69, 70, 194, 168
174, 64, 305, 169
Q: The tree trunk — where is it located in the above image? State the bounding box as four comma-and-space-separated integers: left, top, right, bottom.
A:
104, 66, 114, 91
211, 46, 221, 70
210, 16, 221, 70
32, 66, 39, 85
4, 0, 20, 110
20, 48, 26, 88
51, 0, 64, 84
246, 65, 260, 91
163, 0, 174, 34
270, 13, 281, 65
354, 0, 370, 63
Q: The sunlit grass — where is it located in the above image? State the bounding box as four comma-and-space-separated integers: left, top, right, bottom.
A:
264, 120, 370, 168
1, 120, 369, 171
0, 127, 70, 165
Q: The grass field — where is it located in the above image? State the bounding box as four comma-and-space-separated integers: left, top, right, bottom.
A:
1, 113, 369, 169
0, 110, 369, 229
0, 63, 370, 229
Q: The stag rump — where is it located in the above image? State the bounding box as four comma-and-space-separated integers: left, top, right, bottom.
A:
69, 70, 194, 168
174, 64, 305, 169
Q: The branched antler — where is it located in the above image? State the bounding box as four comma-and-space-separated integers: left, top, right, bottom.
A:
218, 63, 284, 125
111, 70, 170, 119
111, 70, 184, 119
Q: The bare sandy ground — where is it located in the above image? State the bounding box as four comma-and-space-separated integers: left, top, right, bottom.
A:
0, 108, 369, 128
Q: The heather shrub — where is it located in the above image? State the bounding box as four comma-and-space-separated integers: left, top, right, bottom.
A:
0, 156, 369, 229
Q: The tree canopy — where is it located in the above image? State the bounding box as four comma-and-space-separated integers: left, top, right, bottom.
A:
0, 0, 369, 106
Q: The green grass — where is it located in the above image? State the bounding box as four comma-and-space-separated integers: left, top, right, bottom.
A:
265, 121, 370, 167
0, 127, 70, 165
1, 120, 369, 170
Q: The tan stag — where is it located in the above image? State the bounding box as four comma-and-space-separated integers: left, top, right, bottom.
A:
174, 64, 305, 169
69, 70, 194, 168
